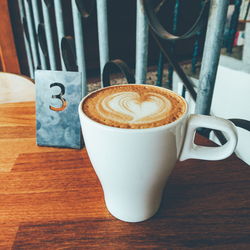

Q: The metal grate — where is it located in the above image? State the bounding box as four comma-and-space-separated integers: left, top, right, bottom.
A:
18, 0, 230, 117
18, 0, 149, 95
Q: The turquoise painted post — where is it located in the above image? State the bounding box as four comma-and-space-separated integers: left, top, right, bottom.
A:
195, 0, 230, 115
191, 1, 206, 75
191, 31, 202, 74
23, 0, 40, 69
54, 0, 66, 70
72, 0, 88, 97
135, 0, 149, 84
41, 0, 57, 70
31, 0, 47, 69
96, 0, 109, 87
156, 52, 164, 86
156, 0, 180, 88
167, 0, 180, 90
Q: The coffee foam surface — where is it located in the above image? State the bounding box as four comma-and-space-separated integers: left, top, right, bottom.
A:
82, 85, 186, 129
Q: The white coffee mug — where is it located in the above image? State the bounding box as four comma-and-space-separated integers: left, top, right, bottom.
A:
78, 85, 237, 223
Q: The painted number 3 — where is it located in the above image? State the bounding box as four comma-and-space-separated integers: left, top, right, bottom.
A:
49, 82, 67, 111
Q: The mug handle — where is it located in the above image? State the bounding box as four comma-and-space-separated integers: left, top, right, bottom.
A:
179, 114, 238, 161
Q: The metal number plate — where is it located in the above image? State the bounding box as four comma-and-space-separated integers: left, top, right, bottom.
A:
35, 70, 83, 149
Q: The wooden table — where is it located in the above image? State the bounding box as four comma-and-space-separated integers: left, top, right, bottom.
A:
1, 101, 250, 249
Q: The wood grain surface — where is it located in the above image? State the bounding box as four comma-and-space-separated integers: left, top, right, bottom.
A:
1, 101, 250, 249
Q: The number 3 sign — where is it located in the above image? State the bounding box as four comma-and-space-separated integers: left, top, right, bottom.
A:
35, 70, 83, 149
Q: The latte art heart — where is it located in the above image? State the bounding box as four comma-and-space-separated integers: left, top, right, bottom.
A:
82, 85, 186, 129
99, 92, 172, 123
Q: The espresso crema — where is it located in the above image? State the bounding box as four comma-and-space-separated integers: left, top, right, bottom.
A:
82, 84, 186, 129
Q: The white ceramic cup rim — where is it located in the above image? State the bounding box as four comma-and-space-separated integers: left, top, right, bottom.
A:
78, 84, 189, 133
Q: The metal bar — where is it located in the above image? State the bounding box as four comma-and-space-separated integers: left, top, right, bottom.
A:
135, 0, 149, 84
156, 52, 164, 86
172, 0, 179, 33
96, 0, 109, 86
41, 0, 57, 70
226, 0, 242, 53
72, 0, 88, 97
167, 0, 180, 89
167, 0, 180, 93
18, 0, 34, 77
54, 0, 66, 70
31, 0, 47, 69
191, 31, 201, 74
157, 0, 180, 88
195, 0, 229, 115
23, 0, 39, 69
151, 31, 197, 100
167, 65, 174, 89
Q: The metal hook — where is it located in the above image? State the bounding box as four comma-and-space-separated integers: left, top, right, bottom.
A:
141, 0, 210, 40
102, 59, 135, 87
